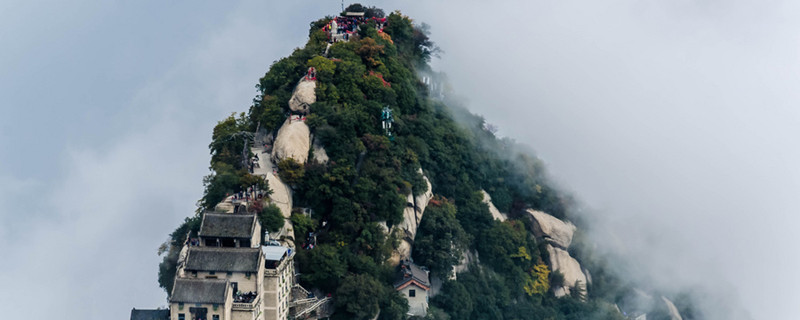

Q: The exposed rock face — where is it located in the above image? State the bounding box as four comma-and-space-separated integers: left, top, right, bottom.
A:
452, 250, 477, 279
397, 172, 433, 241
312, 135, 329, 164
661, 296, 684, 320
398, 193, 420, 239
390, 237, 412, 266
547, 244, 588, 297
214, 199, 235, 213
288, 79, 316, 114
266, 170, 293, 219
414, 171, 434, 214
376, 221, 389, 234
176, 244, 190, 277
389, 170, 433, 265
272, 118, 311, 164
481, 190, 507, 221
527, 209, 588, 297
527, 209, 576, 249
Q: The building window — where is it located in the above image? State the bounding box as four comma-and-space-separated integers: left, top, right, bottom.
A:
213, 316, 220, 320
178, 314, 185, 320
409, 289, 416, 297
213, 304, 219, 311
191, 271, 197, 277
245, 272, 251, 279
226, 271, 233, 277
209, 271, 216, 275
178, 303, 184, 310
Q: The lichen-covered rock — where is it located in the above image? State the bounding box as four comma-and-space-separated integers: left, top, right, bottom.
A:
272, 118, 311, 164
527, 209, 576, 249
288, 79, 316, 114
546, 244, 588, 297
481, 190, 507, 221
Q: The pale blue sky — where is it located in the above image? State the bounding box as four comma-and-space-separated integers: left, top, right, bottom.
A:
2, 1, 798, 319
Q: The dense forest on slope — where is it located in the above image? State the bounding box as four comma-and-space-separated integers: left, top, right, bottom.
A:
157, 5, 696, 320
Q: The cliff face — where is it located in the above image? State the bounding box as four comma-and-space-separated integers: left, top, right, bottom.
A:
481, 190, 508, 221
166, 9, 699, 320
272, 119, 311, 164
288, 78, 316, 114
528, 209, 588, 297
389, 170, 433, 265
528, 209, 576, 249
272, 73, 317, 165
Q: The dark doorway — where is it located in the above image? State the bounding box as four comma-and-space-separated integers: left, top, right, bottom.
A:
221, 238, 236, 247
189, 307, 208, 320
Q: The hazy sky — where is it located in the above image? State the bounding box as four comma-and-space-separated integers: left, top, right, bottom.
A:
1, 1, 797, 319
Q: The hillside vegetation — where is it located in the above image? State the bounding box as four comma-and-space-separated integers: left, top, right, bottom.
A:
157, 5, 693, 320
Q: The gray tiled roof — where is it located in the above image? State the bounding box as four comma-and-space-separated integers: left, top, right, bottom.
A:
199, 213, 256, 238
171, 278, 229, 304
130, 309, 169, 320
184, 247, 261, 272
394, 260, 430, 289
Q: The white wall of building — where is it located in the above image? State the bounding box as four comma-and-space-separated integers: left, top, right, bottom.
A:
398, 284, 428, 317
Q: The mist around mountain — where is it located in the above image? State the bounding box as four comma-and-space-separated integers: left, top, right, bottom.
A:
157, 5, 701, 320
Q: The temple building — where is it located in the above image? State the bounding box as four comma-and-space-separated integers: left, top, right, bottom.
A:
155, 212, 294, 320
198, 213, 261, 248
394, 260, 430, 317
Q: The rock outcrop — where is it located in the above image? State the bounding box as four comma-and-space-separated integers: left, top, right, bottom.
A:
266, 170, 293, 219
396, 171, 433, 242
528, 209, 588, 297
452, 250, 477, 279
214, 199, 235, 213
272, 118, 311, 164
288, 79, 316, 114
311, 135, 329, 164
389, 170, 433, 265
528, 209, 576, 249
481, 190, 507, 221
546, 244, 588, 297
622, 290, 684, 320
661, 296, 684, 320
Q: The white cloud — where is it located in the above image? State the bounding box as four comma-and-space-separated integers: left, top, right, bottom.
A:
3, 1, 797, 319
416, 1, 800, 319
0, 1, 323, 318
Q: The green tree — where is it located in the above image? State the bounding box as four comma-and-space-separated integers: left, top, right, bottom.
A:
277, 158, 305, 185
412, 199, 468, 277
248, 95, 285, 133
200, 162, 241, 209
334, 273, 384, 320
259, 204, 284, 233
157, 216, 201, 294
290, 213, 315, 243
299, 244, 346, 291
432, 280, 473, 320
307, 56, 336, 83
209, 113, 250, 169
378, 290, 410, 320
